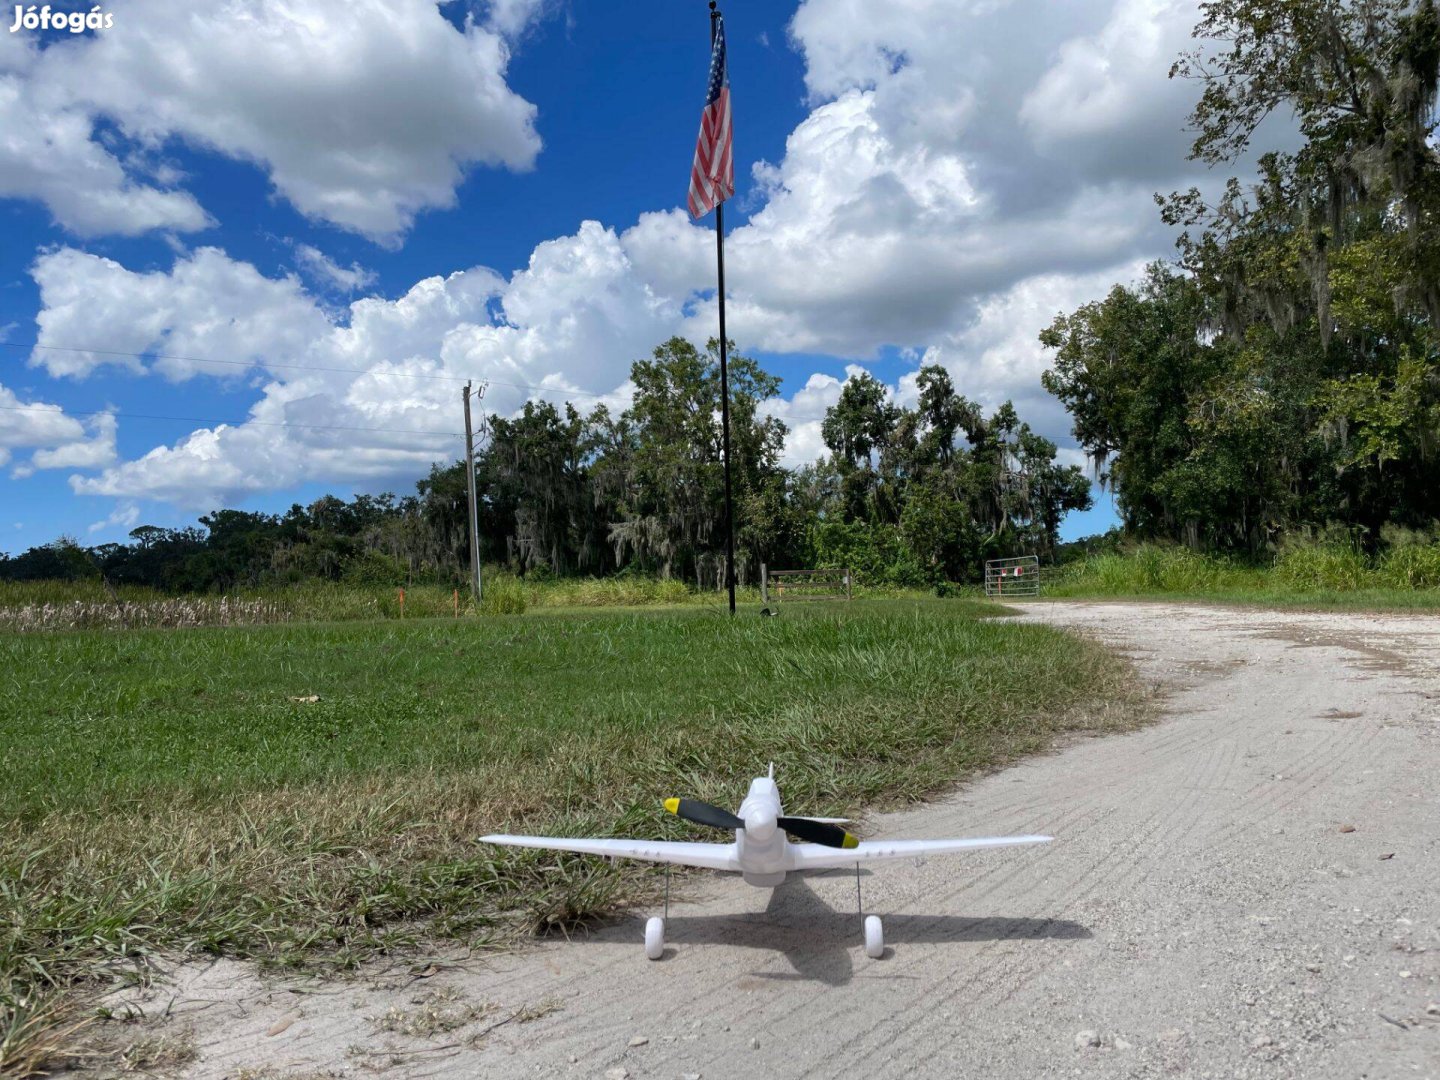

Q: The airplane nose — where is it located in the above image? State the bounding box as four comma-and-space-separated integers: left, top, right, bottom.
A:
745, 810, 777, 841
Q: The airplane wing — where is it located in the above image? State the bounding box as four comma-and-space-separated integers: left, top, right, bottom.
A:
787, 834, 1051, 871
480, 834, 740, 872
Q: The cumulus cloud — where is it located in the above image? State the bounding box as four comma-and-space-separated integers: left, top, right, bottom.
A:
0, 382, 99, 476
1, 0, 541, 242
0, 32, 209, 236
1019, 0, 1200, 179
760, 370, 850, 468
31, 247, 332, 379
57, 223, 684, 507
30, 412, 119, 473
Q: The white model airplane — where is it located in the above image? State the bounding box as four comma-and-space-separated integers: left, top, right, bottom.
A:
481, 767, 1050, 960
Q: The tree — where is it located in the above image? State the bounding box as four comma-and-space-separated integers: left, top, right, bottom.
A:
1043, 0, 1440, 551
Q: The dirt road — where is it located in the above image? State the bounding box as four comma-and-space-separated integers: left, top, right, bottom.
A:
137, 602, 1439, 1079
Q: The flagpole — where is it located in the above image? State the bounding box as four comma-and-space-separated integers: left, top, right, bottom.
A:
710, 0, 736, 616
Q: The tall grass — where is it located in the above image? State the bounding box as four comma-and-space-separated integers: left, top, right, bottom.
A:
1049, 539, 1440, 607
0, 575, 936, 633
0, 600, 1145, 1074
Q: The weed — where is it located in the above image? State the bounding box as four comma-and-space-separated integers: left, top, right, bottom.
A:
372, 989, 493, 1038
114, 1028, 197, 1073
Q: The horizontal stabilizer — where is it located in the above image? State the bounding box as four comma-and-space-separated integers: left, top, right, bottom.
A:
788, 834, 1051, 871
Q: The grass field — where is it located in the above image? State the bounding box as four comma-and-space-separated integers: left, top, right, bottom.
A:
0, 598, 1143, 1073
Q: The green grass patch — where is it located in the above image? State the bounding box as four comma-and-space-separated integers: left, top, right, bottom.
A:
0, 598, 1143, 1074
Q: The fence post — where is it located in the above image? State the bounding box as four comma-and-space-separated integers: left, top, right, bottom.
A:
453, 588, 459, 618
761, 563, 768, 605
398, 587, 405, 619
845, 568, 852, 601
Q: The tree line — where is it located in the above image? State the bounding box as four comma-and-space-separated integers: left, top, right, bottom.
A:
1042, 0, 1440, 554
1, 338, 1089, 591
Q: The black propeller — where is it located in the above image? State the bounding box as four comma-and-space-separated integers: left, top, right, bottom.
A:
777, 816, 858, 849
664, 798, 859, 849
664, 798, 742, 830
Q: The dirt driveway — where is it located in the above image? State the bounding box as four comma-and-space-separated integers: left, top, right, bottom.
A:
125, 602, 1440, 1079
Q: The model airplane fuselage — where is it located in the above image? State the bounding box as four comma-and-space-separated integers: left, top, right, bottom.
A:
482, 768, 1052, 960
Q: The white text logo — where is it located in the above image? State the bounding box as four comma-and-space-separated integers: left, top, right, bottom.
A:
9, 6, 113, 33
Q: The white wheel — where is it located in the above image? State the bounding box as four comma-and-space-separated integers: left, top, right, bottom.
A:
864, 915, 884, 959
644, 916, 665, 960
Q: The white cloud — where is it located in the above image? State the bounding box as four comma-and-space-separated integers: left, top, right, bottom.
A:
0, 382, 97, 477
485, 0, 553, 39
1019, 0, 1199, 178
294, 245, 378, 294
30, 247, 332, 379
57, 224, 684, 507
907, 259, 1152, 439
0, 36, 210, 236
1, 0, 541, 242
29, 412, 118, 473
761, 371, 847, 467
88, 501, 141, 535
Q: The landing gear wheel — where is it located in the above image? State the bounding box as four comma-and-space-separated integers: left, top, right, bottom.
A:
864, 915, 884, 958
644, 916, 665, 960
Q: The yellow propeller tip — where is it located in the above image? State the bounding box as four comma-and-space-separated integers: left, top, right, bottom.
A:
663, 798, 680, 815
842, 833, 859, 849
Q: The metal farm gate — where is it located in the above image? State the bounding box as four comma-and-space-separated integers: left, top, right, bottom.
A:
760, 566, 852, 605
984, 555, 1040, 598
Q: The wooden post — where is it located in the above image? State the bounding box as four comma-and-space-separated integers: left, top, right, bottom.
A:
453, 588, 459, 618
845, 568, 852, 602
398, 587, 405, 618
760, 562, 768, 605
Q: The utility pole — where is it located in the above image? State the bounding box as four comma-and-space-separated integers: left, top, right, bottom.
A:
462, 382, 485, 604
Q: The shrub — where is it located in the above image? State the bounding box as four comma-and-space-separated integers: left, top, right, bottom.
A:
479, 575, 528, 615
341, 551, 409, 586
1273, 542, 1373, 591
1051, 543, 1252, 595
1378, 545, 1440, 589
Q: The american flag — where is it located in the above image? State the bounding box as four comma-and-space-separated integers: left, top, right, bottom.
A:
688, 13, 734, 219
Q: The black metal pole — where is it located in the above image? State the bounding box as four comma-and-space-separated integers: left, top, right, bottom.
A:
711, 2, 736, 616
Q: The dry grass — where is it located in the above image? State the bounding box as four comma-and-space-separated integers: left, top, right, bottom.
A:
372, 988, 494, 1038
0, 596, 291, 632
113, 1028, 198, 1073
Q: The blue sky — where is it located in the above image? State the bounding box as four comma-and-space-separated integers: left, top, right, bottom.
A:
1, 0, 1224, 554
